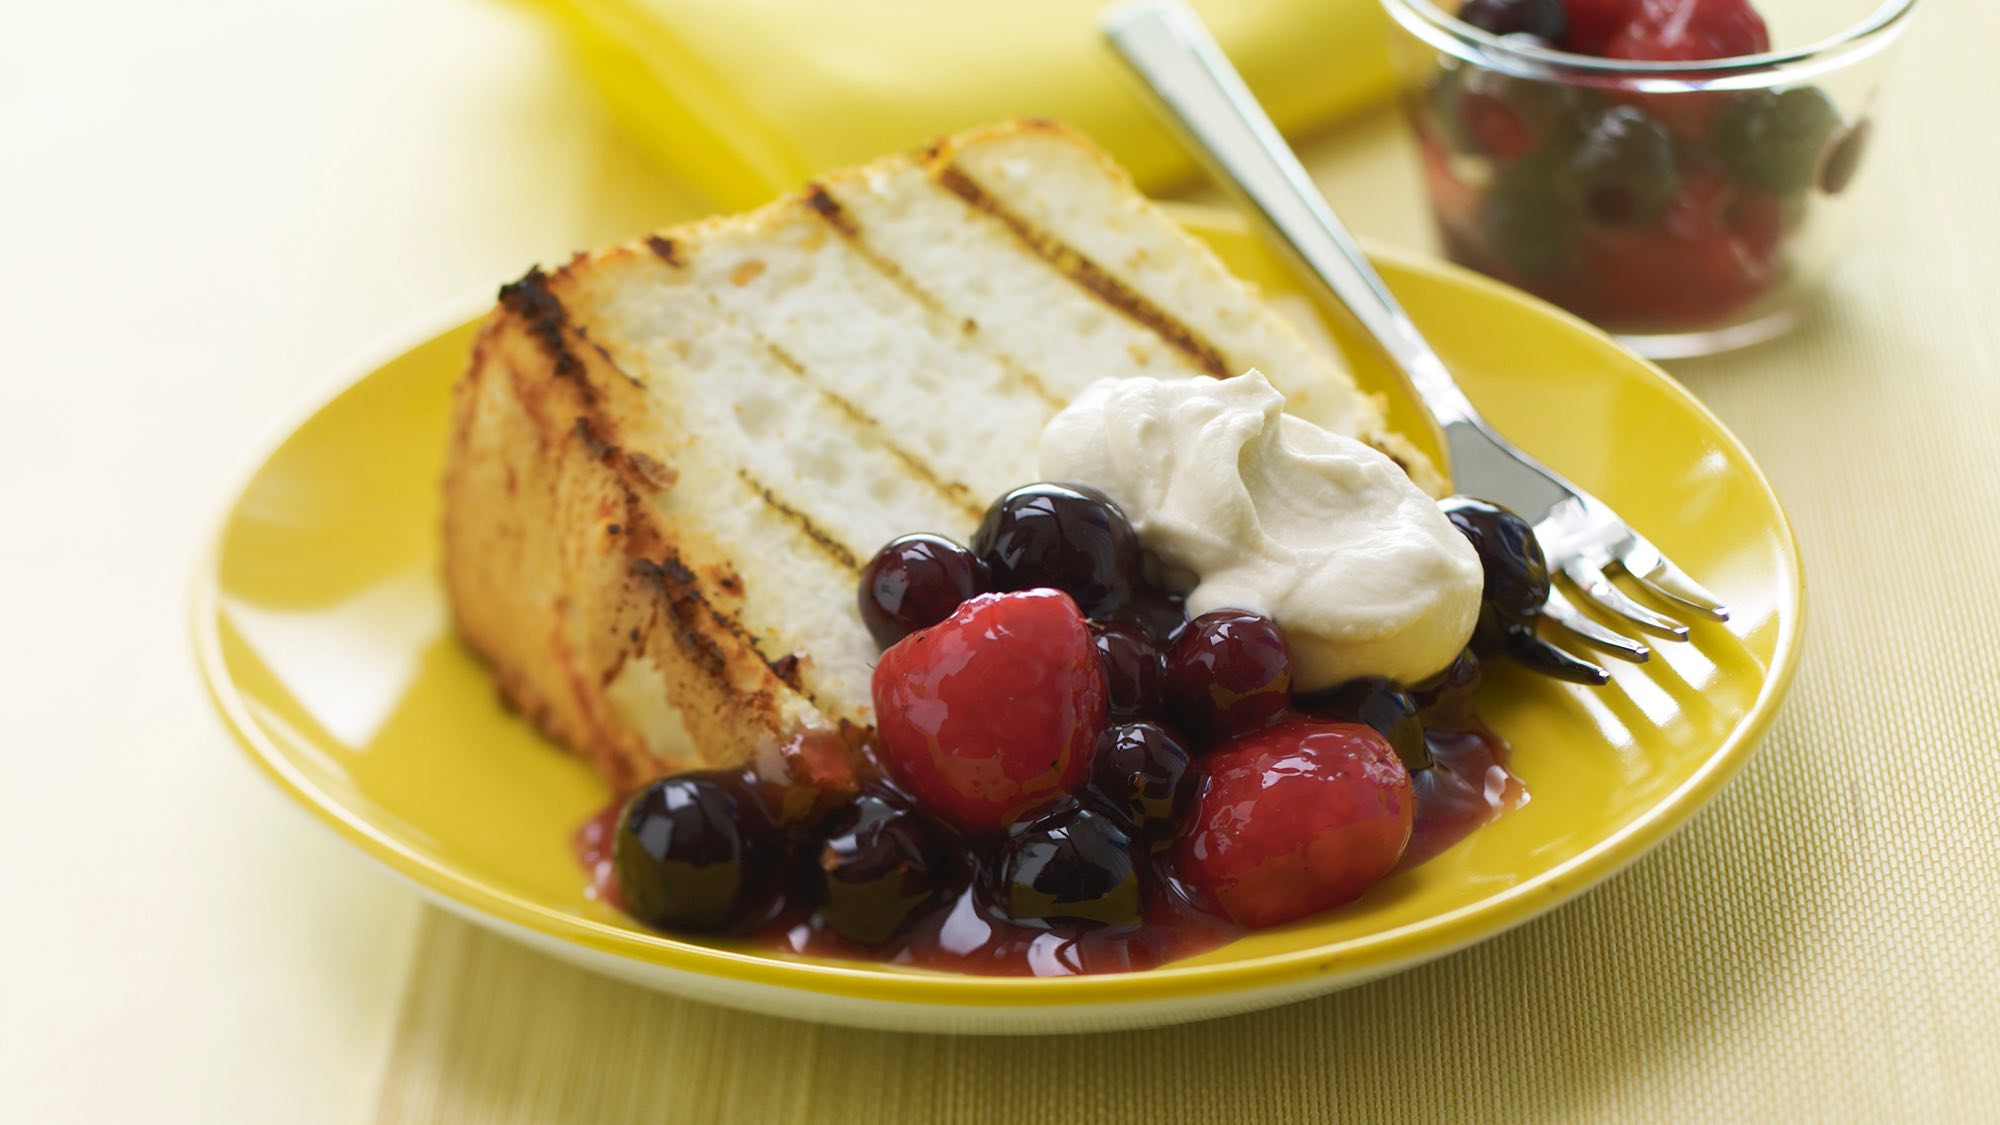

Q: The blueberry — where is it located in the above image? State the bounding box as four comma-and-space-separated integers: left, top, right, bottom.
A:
1091, 623, 1164, 719
1113, 586, 1190, 646
615, 772, 780, 933
1163, 609, 1293, 738
1411, 648, 1484, 719
1457, 68, 1595, 159
1088, 721, 1196, 842
1562, 105, 1679, 225
1479, 153, 1575, 278
1715, 87, 1841, 194
858, 534, 988, 649
972, 483, 1141, 617
1440, 497, 1552, 625
994, 804, 1142, 928
1296, 677, 1431, 771
1423, 62, 1478, 154
1819, 117, 1870, 196
808, 791, 955, 946
1458, 0, 1568, 41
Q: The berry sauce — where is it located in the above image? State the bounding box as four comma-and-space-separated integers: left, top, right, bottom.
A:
1401, 720, 1525, 870
576, 802, 626, 910
574, 716, 1521, 976
772, 866, 1238, 976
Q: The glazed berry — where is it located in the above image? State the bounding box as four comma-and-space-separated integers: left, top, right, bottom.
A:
1458, 88, 1539, 162
1458, 0, 1566, 41
1296, 677, 1431, 772
1603, 0, 1769, 61
615, 771, 780, 933
1411, 648, 1484, 719
1820, 118, 1870, 195
1558, 0, 1636, 54
858, 534, 988, 649
1164, 609, 1293, 738
871, 590, 1107, 834
1091, 623, 1164, 719
1088, 721, 1196, 843
1480, 154, 1574, 278
1439, 497, 1551, 624
1424, 63, 1479, 155
1580, 170, 1772, 326
808, 791, 956, 946
994, 804, 1142, 928
1175, 721, 1414, 929
1114, 586, 1190, 646
1715, 88, 1841, 194
972, 483, 1141, 618
1725, 190, 1787, 264
1562, 106, 1678, 225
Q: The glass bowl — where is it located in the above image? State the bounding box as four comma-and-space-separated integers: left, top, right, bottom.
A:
1380, 0, 1917, 357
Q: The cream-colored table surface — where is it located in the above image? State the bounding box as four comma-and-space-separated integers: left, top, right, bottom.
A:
2, 1, 1994, 1122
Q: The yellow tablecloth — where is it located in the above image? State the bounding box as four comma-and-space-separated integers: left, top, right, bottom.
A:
3, 0, 1995, 1122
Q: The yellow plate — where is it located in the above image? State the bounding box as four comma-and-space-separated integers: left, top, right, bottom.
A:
194, 207, 1803, 1033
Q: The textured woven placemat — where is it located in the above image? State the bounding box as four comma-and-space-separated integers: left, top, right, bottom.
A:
375, 11, 2000, 1120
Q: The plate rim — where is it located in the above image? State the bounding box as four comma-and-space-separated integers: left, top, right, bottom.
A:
193, 215, 1806, 1013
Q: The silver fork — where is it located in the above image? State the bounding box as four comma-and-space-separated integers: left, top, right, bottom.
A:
1102, 0, 1728, 681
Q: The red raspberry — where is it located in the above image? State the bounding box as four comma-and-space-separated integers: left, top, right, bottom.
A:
1175, 720, 1414, 929
1725, 189, 1788, 264
1459, 92, 1539, 162
871, 590, 1107, 835
1419, 136, 1483, 233
1559, 0, 1638, 54
1579, 170, 1773, 325
1601, 0, 1769, 61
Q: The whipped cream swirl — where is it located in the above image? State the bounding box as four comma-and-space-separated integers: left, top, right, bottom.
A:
1039, 371, 1480, 690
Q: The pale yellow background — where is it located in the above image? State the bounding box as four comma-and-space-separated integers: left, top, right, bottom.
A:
3, 1, 1995, 1122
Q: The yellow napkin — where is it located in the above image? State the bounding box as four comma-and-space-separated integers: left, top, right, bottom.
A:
519, 0, 1398, 208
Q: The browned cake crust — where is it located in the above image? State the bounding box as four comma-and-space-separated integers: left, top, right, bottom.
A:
444, 120, 1439, 791
444, 272, 821, 792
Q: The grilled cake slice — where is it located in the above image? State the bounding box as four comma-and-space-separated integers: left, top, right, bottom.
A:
444, 119, 1442, 791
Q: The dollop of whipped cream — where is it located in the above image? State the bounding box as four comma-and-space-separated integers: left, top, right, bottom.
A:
1039, 370, 1481, 690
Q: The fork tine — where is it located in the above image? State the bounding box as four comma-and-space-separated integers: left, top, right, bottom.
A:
1616, 539, 1731, 621
1561, 559, 1691, 640
1501, 626, 1611, 685
1542, 587, 1651, 662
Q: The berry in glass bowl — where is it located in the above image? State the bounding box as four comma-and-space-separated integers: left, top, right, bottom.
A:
1387, 0, 1916, 356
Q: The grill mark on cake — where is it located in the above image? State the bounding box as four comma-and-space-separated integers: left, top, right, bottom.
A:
631, 552, 830, 714
769, 652, 804, 691
803, 183, 860, 238
497, 268, 598, 402
572, 323, 643, 388
624, 451, 678, 494
630, 557, 732, 684
644, 233, 682, 266
498, 267, 647, 401
598, 644, 632, 689
630, 554, 788, 725
1007, 367, 1062, 411
932, 164, 1231, 378
801, 182, 1063, 412
804, 182, 939, 315
573, 416, 616, 463
736, 469, 862, 572
1370, 442, 1413, 477
760, 341, 984, 520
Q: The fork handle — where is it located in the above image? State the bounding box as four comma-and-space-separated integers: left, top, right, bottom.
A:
1101, 0, 1484, 432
